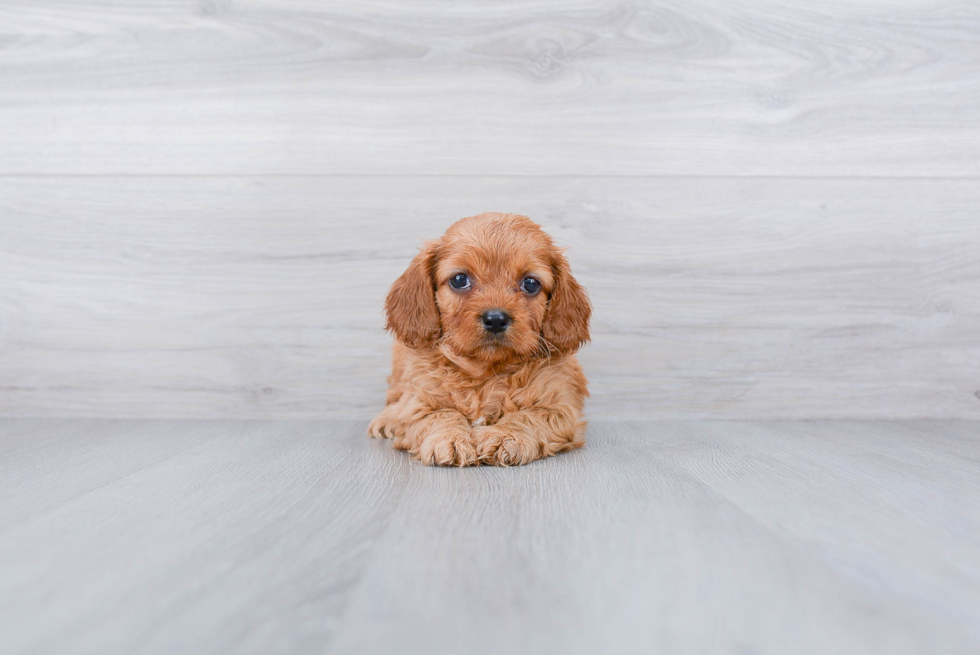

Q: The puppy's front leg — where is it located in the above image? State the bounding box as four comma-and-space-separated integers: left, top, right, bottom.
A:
475, 407, 586, 466
398, 408, 478, 467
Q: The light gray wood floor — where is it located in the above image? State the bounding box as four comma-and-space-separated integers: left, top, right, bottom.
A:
2, 419, 978, 654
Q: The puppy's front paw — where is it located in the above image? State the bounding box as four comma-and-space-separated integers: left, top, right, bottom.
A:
473, 426, 542, 467
368, 406, 399, 439
413, 428, 479, 467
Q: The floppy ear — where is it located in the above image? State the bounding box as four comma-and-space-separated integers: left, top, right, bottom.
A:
384, 241, 441, 349
542, 250, 591, 354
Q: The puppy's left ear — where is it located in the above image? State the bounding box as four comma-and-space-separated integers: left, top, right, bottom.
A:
542, 249, 591, 354
384, 240, 441, 349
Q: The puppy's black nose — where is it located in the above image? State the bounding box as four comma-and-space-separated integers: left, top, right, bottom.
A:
481, 309, 511, 334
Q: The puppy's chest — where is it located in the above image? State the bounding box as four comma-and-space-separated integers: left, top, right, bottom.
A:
450, 377, 520, 426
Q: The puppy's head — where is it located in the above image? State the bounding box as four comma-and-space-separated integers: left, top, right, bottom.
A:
385, 213, 590, 362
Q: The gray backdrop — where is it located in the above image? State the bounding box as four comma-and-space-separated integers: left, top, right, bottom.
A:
2, 0, 978, 420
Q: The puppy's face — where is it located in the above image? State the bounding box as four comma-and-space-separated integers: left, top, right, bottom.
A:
434, 218, 554, 361
385, 213, 590, 362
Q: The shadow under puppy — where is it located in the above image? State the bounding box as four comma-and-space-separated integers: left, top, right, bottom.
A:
369, 212, 591, 466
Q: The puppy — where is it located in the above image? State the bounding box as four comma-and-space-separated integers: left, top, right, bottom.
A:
368, 212, 590, 466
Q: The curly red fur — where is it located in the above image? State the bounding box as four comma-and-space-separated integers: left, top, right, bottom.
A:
369, 213, 591, 466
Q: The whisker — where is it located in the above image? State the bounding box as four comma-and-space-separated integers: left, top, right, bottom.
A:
537, 334, 558, 362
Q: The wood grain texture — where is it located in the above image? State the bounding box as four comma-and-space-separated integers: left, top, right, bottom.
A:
1, 0, 978, 175
2, 176, 978, 419
0, 419, 410, 655
1, 419, 978, 654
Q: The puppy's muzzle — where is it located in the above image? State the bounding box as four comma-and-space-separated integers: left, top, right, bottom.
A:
481, 309, 511, 335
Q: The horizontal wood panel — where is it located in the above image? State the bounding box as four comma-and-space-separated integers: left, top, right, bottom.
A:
1, 0, 978, 175
1, 175, 978, 419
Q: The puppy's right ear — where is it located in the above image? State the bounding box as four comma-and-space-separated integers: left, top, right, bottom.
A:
384, 241, 441, 349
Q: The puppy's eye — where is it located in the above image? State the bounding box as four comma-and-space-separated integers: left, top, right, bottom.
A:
521, 277, 541, 294
449, 273, 470, 290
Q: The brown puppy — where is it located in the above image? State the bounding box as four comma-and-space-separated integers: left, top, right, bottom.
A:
368, 212, 591, 466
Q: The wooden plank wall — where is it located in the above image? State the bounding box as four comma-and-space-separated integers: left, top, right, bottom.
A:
1, 0, 978, 419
